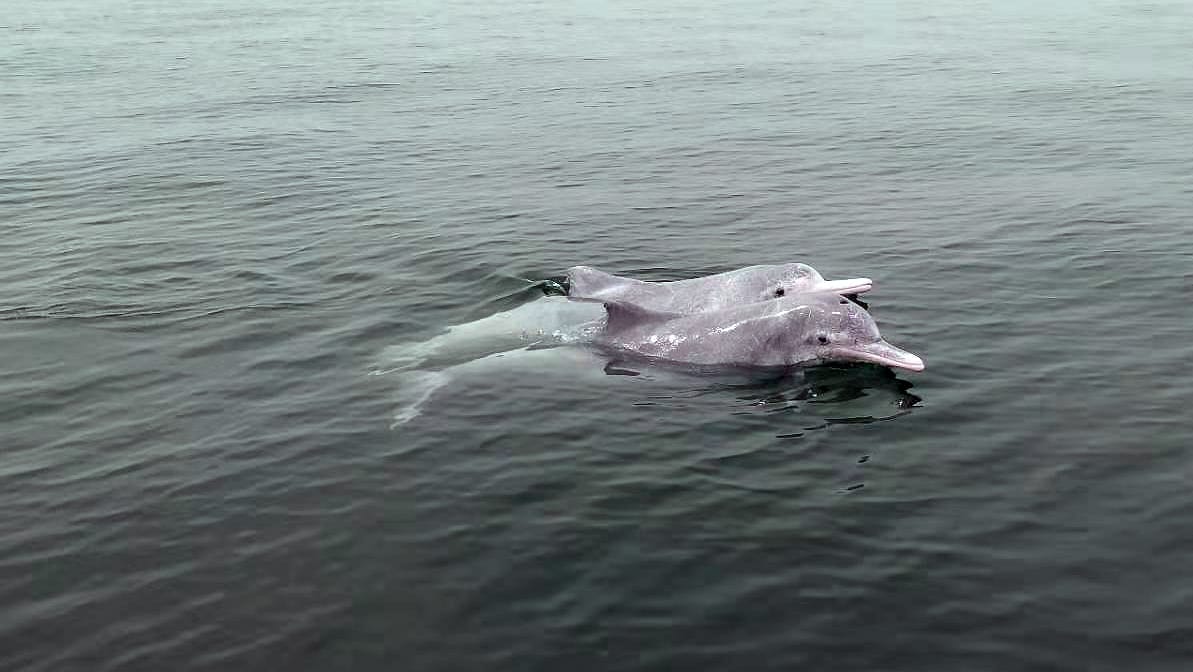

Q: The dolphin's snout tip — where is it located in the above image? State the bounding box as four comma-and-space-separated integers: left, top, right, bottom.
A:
841, 340, 925, 372
819, 277, 874, 295
898, 353, 926, 372
881, 344, 924, 372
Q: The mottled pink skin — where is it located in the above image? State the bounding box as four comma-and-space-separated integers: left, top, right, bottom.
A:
590, 291, 924, 372
566, 264, 872, 315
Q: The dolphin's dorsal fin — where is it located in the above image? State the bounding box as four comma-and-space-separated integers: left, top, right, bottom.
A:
566, 265, 652, 302
565, 265, 620, 298
601, 300, 678, 331
564, 291, 674, 329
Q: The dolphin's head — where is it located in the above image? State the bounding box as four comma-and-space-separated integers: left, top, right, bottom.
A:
790, 295, 924, 372
757, 263, 873, 302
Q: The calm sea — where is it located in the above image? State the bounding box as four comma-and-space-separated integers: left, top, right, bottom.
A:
3, 1, 1193, 670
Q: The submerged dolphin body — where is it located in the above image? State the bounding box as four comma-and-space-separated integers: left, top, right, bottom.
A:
586, 291, 924, 372
566, 263, 873, 315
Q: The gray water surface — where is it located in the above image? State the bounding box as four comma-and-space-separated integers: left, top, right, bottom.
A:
4, 1, 1193, 670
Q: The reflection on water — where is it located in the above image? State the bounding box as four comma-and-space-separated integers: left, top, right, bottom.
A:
732, 363, 921, 424
597, 355, 921, 425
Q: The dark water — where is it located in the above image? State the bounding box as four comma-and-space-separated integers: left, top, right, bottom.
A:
4, 1, 1193, 669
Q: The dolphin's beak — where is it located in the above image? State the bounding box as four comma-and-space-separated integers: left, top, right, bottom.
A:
835, 339, 924, 372
818, 277, 873, 295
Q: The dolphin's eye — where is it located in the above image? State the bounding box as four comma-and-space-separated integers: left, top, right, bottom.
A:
774, 288, 785, 297
817, 335, 829, 345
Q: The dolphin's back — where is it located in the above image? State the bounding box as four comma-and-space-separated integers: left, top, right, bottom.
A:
567, 265, 778, 314
566, 266, 665, 303
564, 262, 869, 315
